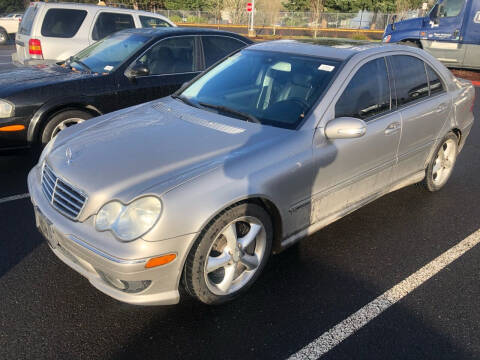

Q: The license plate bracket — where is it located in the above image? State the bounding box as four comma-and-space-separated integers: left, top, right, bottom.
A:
34, 207, 59, 249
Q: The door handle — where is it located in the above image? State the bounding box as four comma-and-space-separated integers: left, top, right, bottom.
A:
384, 122, 401, 135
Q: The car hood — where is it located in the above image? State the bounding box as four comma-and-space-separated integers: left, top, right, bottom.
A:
0, 65, 95, 96
46, 98, 290, 218
385, 17, 425, 36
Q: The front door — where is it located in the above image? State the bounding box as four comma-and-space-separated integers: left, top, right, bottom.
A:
115, 35, 201, 108
424, 0, 467, 65
311, 56, 401, 224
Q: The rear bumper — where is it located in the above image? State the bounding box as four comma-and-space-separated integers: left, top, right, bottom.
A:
28, 165, 197, 306
459, 120, 474, 152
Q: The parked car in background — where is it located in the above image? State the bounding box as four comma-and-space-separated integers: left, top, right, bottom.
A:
0, 12, 23, 45
384, 0, 480, 70
14, 2, 175, 65
0, 28, 251, 150
28, 41, 474, 306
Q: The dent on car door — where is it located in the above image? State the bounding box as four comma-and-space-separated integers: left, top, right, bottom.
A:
118, 36, 201, 107
310, 57, 401, 225
389, 55, 451, 181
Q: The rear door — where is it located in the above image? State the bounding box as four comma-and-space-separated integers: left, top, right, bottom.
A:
115, 35, 201, 108
15, 3, 40, 64
200, 35, 249, 69
389, 54, 451, 182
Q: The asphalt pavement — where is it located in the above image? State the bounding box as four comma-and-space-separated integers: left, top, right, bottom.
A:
0, 53, 479, 359
0, 44, 15, 71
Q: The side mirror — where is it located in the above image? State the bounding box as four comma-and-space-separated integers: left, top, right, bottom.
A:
324, 117, 366, 140
391, 14, 397, 30
126, 63, 150, 79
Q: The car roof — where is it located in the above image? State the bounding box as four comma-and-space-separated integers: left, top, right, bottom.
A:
247, 39, 406, 61
31, 1, 171, 18
117, 27, 252, 41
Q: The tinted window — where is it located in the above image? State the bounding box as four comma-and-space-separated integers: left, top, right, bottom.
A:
335, 58, 390, 120
41, 9, 87, 38
139, 16, 171, 28
182, 50, 341, 129
134, 36, 195, 75
391, 55, 429, 106
202, 36, 246, 68
92, 12, 135, 41
426, 65, 444, 95
439, 0, 465, 17
19, 6, 39, 36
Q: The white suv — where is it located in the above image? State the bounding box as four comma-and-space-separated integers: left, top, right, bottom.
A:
14, 2, 175, 65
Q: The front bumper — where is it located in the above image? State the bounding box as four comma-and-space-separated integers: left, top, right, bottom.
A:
28, 165, 197, 306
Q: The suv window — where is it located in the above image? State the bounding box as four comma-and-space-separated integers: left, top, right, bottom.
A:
202, 36, 246, 68
92, 12, 135, 41
139, 16, 171, 28
335, 58, 390, 120
134, 36, 195, 75
426, 65, 445, 95
19, 6, 39, 36
41, 9, 87, 38
390, 55, 429, 106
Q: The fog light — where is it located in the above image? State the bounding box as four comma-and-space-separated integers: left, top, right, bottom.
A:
97, 270, 152, 293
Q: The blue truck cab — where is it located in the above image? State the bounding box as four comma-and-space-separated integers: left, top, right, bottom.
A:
383, 0, 480, 69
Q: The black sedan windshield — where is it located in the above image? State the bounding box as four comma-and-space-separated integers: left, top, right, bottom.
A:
69, 32, 149, 74
181, 49, 341, 129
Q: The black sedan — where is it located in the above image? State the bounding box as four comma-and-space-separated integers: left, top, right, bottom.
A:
0, 27, 251, 150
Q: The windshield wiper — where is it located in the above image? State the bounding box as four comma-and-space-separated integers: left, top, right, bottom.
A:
68, 56, 92, 73
198, 102, 260, 124
171, 94, 198, 108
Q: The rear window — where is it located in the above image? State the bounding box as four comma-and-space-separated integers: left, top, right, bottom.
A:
390, 55, 429, 106
92, 12, 135, 41
19, 6, 38, 36
41, 9, 87, 38
139, 16, 171, 28
202, 36, 246, 68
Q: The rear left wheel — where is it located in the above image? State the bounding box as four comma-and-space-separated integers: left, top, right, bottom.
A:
183, 203, 273, 305
0, 29, 8, 45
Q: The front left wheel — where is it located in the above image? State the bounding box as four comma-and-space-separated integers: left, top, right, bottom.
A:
183, 203, 273, 305
41, 109, 93, 145
0, 29, 8, 45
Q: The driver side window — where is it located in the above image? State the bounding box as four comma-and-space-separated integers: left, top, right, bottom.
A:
438, 0, 465, 17
335, 58, 391, 121
134, 36, 196, 76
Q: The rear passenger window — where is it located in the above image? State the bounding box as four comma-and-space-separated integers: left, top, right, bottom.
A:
41, 9, 87, 38
134, 36, 195, 75
335, 58, 390, 120
92, 12, 135, 41
390, 55, 429, 105
202, 36, 246, 68
426, 65, 445, 95
139, 16, 171, 28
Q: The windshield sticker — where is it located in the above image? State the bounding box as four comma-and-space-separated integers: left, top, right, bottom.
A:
318, 64, 335, 72
104, 65, 114, 72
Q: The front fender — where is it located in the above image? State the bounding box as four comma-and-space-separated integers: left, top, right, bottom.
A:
27, 97, 103, 143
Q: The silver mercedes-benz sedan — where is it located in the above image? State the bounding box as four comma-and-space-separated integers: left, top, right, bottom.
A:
28, 40, 475, 306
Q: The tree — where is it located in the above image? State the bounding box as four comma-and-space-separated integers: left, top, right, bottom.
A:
0, 0, 25, 14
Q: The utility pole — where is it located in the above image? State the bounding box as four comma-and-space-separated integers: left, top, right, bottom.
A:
248, 0, 256, 37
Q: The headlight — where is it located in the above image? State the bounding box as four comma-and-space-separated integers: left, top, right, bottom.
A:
0, 99, 14, 118
95, 197, 162, 241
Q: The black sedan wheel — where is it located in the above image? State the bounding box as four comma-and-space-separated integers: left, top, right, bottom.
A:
41, 110, 93, 145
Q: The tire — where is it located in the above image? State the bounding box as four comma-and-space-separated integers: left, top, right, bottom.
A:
183, 202, 273, 305
0, 29, 8, 45
41, 109, 93, 145
420, 132, 458, 192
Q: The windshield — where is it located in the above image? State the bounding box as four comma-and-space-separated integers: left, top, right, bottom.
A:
181, 49, 341, 129
69, 32, 149, 74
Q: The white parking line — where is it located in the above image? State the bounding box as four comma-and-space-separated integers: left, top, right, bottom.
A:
288, 229, 480, 360
0, 62, 12, 65
0, 193, 30, 204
